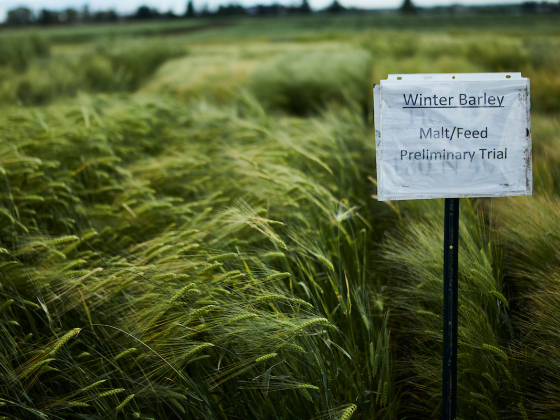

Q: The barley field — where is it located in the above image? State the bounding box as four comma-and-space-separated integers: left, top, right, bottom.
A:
1, 13, 560, 420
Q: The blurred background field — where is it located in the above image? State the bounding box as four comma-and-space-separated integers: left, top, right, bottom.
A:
1, 11, 560, 420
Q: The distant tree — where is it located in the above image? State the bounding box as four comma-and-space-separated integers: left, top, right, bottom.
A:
215, 3, 246, 15
325, 0, 345, 13
185, 0, 196, 17
400, 0, 417, 14
81, 5, 90, 22
521, 1, 537, 13
199, 2, 211, 16
163, 10, 178, 18
136, 5, 150, 18
6, 7, 33, 25
93, 10, 118, 22
38, 9, 59, 25
250, 4, 287, 15
60, 8, 78, 23
136, 5, 159, 19
300, 0, 311, 13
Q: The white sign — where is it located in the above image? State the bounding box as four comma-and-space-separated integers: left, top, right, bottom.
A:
373, 73, 532, 201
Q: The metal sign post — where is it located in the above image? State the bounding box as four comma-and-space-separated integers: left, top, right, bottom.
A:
442, 198, 459, 420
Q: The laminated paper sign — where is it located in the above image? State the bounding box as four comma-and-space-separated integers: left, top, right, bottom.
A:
373, 73, 532, 201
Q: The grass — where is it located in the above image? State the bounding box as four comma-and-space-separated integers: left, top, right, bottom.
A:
250, 49, 371, 116
1, 37, 187, 105
0, 19, 211, 43
1, 12, 560, 420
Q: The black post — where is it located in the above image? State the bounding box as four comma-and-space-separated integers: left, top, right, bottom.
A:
442, 198, 459, 420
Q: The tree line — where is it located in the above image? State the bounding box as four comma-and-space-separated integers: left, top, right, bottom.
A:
4, 0, 559, 28
5, 0, 317, 26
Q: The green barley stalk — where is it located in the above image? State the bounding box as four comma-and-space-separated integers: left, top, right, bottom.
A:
482, 372, 499, 391
290, 298, 313, 307
62, 259, 87, 272
168, 283, 199, 304
169, 398, 186, 413
481, 344, 508, 359
214, 270, 240, 282
296, 383, 319, 390
115, 348, 137, 361
67, 401, 90, 407
416, 310, 439, 317
0, 299, 14, 313
20, 358, 55, 378
265, 272, 290, 281
80, 380, 107, 392
263, 252, 285, 258
370, 345, 378, 378
76, 268, 103, 283
518, 403, 529, 420
178, 244, 200, 253
489, 290, 509, 308
195, 299, 218, 305
81, 230, 98, 241
179, 229, 199, 238
255, 353, 277, 363
293, 318, 331, 333
166, 392, 188, 401
153, 273, 177, 281
281, 343, 306, 353
23, 300, 40, 309
229, 314, 258, 323
339, 404, 357, 420
113, 269, 132, 277
316, 255, 334, 271
98, 389, 125, 398
183, 343, 214, 360
186, 305, 217, 323
383, 382, 388, 406
46, 236, 79, 246
90, 276, 117, 293
66, 269, 90, 277
144, 244, 165, 257
197, 263, 223, 275
256, 294, 287, 303
49, 328, 80, 356
299, 388, 313, 401
222, 274, 246, 284
470, 392, 490, 401
116, 394, 135, 411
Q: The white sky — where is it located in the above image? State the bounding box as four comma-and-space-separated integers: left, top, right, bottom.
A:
0, 0, 534, 21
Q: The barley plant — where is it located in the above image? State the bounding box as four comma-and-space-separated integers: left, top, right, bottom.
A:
1, 12, 560, 420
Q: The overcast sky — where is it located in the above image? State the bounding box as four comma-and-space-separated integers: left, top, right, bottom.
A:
0, 0, 534, 21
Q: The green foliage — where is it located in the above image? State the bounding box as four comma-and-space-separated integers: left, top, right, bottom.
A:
0, 33, 49, 71
383, 203, 520, 419
250, 49, 372, 116
497, 197, 560, 418
1, 37, 187, 105
1, 13, 560, 420
0, 95, 393, 419
88, 38, 187, 91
